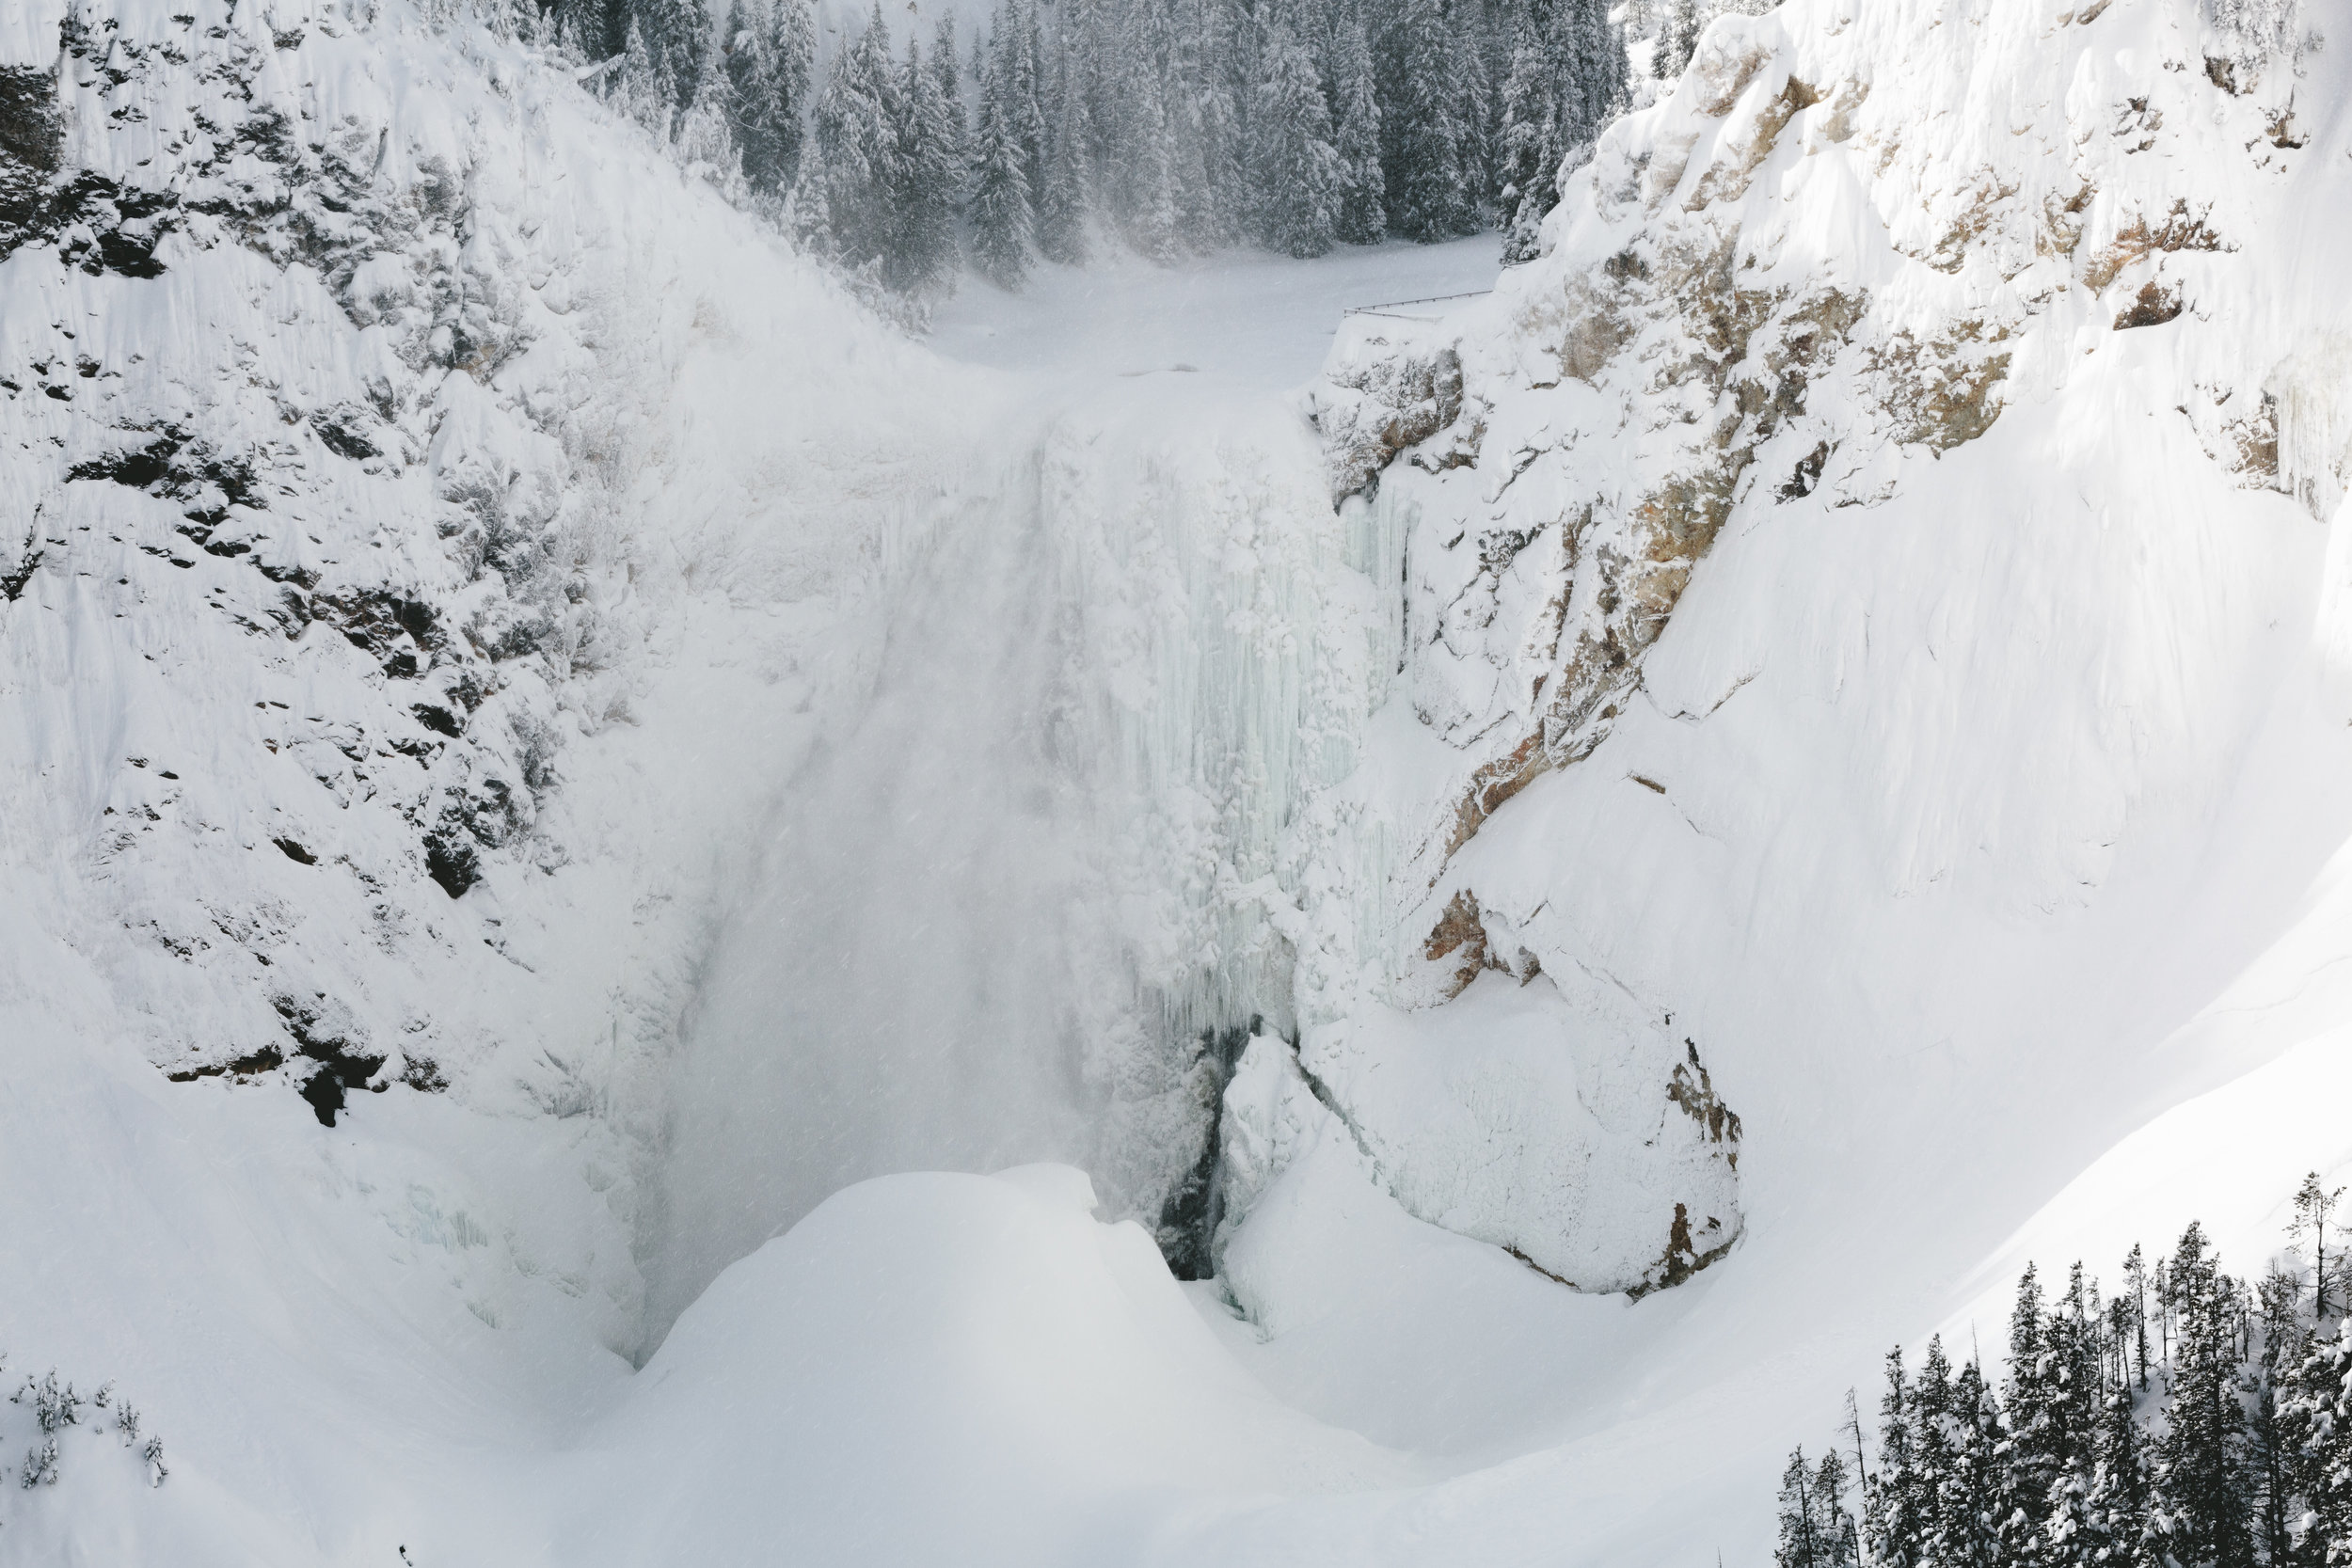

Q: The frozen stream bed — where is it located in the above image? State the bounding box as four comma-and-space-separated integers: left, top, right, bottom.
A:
929, 238, 1502, 389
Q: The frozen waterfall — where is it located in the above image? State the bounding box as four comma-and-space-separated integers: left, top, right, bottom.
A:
642, 375, 1406, 1338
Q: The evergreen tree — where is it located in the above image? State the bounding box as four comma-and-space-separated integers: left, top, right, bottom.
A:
1869, 1349, 1929, 1568
2249, 1268, 2305, 1568
892, 32, 961, 296
548, 0, 621, 60
631, 0, 711, 113
1815, 1448, 1863, 1568
998, 0, 1049, 216
1247, 22, 1340, 257
970, 20, 1038, 286
1782, 1446, 1831, 1568
2297, 1173, 2344, 1319
1651, 0, 1698, 82
803, 3, 902, 274
1451, 0, 1498, 221
2284, 1318, 2352, 1568
1117, 31, 1186, 261
1498, 4, 1558, 262
2006, 1263, 2062, 1566
1375, 0, 1475, 240
1915, 1337, 1964, 1568
1558, 0, 1628, 150
616, 16, 669, 135
2154, 1223, 2255, 1568
933, 12, 971, 197
785, 118, 835, 256
1036, 29, 1092, 263
1327, 14, 1385, 242
1949, 1354, 2007, 1568
723, 0, 812, 198
2124, 1243, 2154, 1390
1196, 0, 1251, 245
2027, 1266, 2111, 1568
1150, 0, 1217, 248
675, 34, 740, 182
723, 0, 771, 177
2075, 1370, 2156, 1568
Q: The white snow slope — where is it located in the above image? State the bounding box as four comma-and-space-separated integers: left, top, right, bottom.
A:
4, 0, 2351, 1562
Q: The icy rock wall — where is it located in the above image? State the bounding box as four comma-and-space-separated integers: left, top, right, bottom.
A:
0, 0, 969, 1351
1224, 0, 2344, 1300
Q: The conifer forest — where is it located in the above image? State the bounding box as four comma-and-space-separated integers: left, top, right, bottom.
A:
1776, 1180, 2352, 1568
539, 0, 1643, 300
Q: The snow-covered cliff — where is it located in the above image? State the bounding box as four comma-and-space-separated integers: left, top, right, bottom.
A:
5, 0, 2352, 1560
1213, 0, 2349, 1321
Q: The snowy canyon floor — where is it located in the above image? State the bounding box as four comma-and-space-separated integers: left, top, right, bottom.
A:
7, 0, 2352, 1563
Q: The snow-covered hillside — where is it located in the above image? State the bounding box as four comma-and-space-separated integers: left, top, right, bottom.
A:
3, 0, 2350, 1560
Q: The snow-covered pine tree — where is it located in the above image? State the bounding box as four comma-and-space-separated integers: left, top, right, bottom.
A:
969, 22, 1038, 287
1452, 0, 1499, 223
804, 4, 902, 276
1196, 0, 1251, 246
1814, 1448, 1862, 1568
1779, 1446, 1830, 1568
722, 0, 772, 183
1867, 1349, 1929, 1568
784, 118, 836, 257
1948, 1354, 2007, 1568
1112, 19, 1186, 261
724, 0, 811, 198
1912, 1337, 1963, 1568
2002, 1263, 2063, 1565
1060, 0, 1115, 183
892, 32, 961, 297
1036, 31, 1092, 264
2072, 1365, 2157, 1568
2016, 1265, 2107, 1568
1651, 0, 1698, 84
933, 12, 971, 199
1375, 0, 1475, 241
2296, 1172, 2344, 1319
1327, 13, 1384, 243
1247, 22, 1339, 257
675, 37, 742, 187
1154, 0, 1219, 250
997, 0, 1049, 220
631, 0, 711, 116
616, 16, 670, 136
546, 0, 619, 60
2284, 1316, 2352, 1568
1497, 3, 1556, 262
2153, 1222, 2256, 1568
2123, 1242, 2154, 1388
1559, 0, 1628, 148
2246, 1267, 2305, 1568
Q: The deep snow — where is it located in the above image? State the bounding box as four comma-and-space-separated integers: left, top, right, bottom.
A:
5, 0, 2352, 1563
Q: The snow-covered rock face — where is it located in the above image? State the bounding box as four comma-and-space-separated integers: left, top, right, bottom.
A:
1247, 0, 2340, 1302
0, 0, 980, 1351
2, 0, 599, 1114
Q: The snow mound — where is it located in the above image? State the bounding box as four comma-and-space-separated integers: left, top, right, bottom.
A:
561, 1166, 1414, 1567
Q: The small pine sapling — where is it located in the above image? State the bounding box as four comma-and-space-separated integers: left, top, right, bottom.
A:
21, 1438, 58, 1489
142, 1434, 167, 1488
